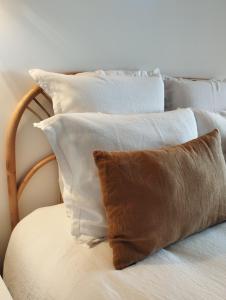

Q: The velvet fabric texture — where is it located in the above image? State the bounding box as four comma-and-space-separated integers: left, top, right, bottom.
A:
94, 129, 226, 270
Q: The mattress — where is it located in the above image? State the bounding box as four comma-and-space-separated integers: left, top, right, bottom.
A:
3, 204, 226, 300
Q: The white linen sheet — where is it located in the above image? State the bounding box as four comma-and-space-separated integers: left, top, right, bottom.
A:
3, 204, 226, 300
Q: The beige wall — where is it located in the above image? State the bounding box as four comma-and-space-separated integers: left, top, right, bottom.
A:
1, 0, 226, 265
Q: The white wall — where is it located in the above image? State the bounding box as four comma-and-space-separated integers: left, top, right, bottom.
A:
1, 0, 226, 265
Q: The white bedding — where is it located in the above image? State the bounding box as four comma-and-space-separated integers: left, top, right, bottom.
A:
3, 204, 226, 300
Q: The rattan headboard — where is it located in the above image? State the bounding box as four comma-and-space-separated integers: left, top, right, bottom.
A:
5, 73, 209, 230
5, 84, 58, 229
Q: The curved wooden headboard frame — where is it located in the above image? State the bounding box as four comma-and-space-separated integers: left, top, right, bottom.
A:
6, 85, 56, 230
5, 74, 209, 230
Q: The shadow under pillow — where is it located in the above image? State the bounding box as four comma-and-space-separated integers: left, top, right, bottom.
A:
93, 129, 226, 270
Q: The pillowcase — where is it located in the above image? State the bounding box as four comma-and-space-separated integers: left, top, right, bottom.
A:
165, 77, 226, 112
95, 69, 158, 77
94, 129, 226, 270
29, 69, 164, 114
34, 109, 198, 244
193, 109, 226, 157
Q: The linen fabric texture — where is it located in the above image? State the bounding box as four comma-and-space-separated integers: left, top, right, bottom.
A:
94, 130, 226, 269
34, 109, 198, 245
165, 77, 226, 112
5, 203, 226, 300
29, 68, 164, 114
193, 109, 226, 157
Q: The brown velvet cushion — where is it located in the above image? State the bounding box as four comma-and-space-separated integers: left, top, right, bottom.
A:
93, 129, 226, 270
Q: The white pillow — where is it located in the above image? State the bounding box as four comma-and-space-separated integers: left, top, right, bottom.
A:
29, 69, 164, 114
34, 109, 198, 245
165, 77, 226, 112
193, 109, 226, 156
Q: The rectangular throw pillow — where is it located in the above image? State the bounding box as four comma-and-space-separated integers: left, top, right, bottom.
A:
34, 109, 198, 244
165, 77, 226, 112
29, 69, 164, 114
94, 129, 226, 270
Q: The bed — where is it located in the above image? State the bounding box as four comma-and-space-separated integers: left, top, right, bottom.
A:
3, 72, 226, 300
4, 203, 226, 300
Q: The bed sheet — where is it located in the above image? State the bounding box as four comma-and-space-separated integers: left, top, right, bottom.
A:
3, 204, 226, 300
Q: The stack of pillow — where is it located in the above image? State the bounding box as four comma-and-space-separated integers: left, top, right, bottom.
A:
30, 69, 226, 270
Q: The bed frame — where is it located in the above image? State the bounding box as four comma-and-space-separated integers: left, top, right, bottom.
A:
5, 84, 57, 229
5, 73, 208, 230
